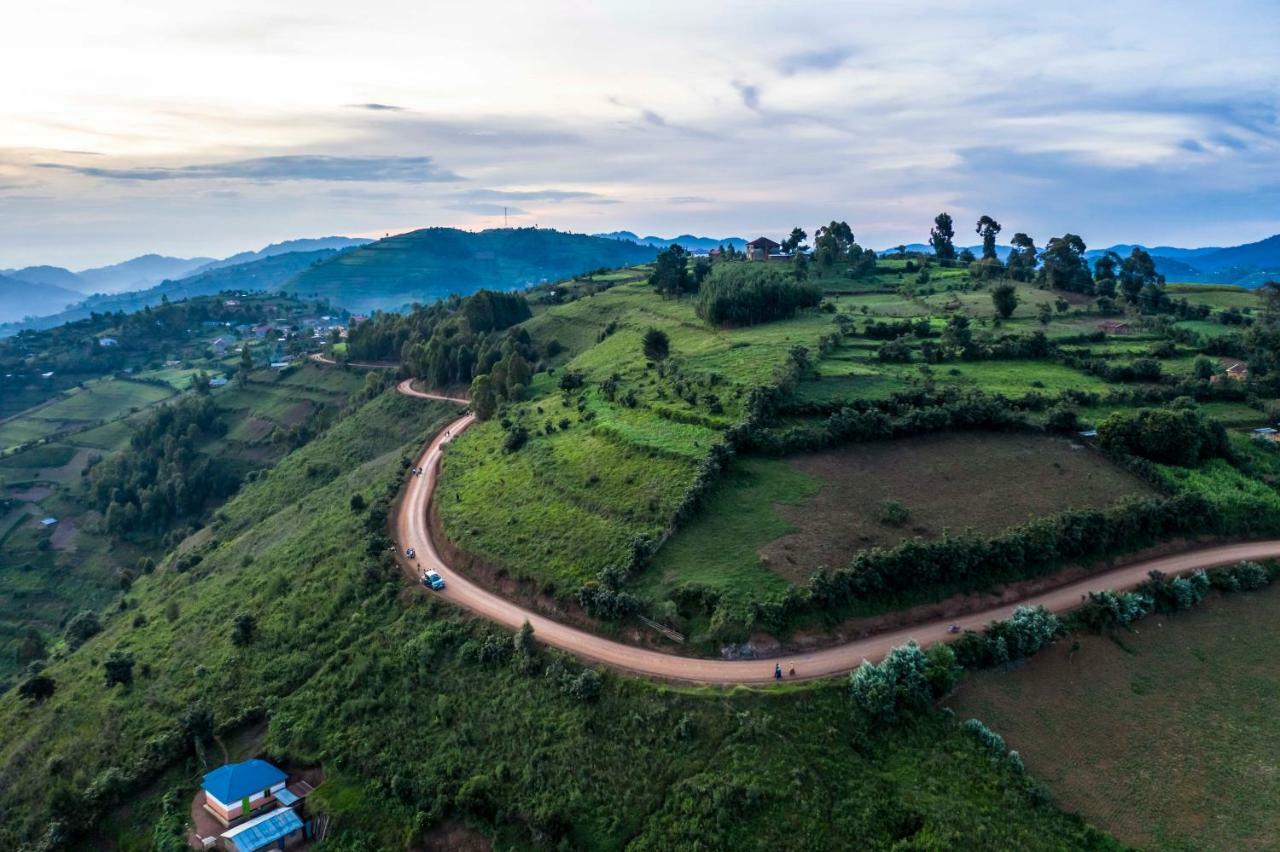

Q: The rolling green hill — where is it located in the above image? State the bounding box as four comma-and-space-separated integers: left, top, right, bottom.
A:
286, 227, 659, 312
0, 250, 342, 335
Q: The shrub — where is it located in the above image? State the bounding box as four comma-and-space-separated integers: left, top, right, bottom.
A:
65, 610, 102, 650
877, 499, 911, 527
695, 264, 821, 326
848, 642, 953, 723
1098, 406, 1230, 466
503, 425, 530, 453
231, 613, 256, 646
104, 650, 135, 688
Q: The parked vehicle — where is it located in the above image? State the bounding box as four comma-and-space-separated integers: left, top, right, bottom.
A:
405, 547, 416, 559
423, 570, 445, 590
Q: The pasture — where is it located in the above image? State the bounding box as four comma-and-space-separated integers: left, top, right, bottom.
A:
950, 582, 1280, 851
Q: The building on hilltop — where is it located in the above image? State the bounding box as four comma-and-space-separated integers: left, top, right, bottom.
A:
745, 237, 782, 261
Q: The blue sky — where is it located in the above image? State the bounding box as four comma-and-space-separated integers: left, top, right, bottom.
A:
1, 0, 1278, 267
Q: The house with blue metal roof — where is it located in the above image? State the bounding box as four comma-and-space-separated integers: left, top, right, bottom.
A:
202, 759, 288, 827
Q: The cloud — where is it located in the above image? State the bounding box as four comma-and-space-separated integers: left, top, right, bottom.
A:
36, 155, 462, 183
443, 202, 530, 216
733, 81, 761, 110
458, 188, 615, 204
640, 109, 667, 127
669, 195, 711, 204
777, 46, 854, 76
349, 103, 406, 111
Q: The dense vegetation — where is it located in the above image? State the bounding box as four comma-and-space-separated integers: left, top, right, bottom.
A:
694, 263, 822, 326
287, 227, 658, 312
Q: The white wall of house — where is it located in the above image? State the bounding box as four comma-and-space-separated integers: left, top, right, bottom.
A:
206, 781, 287, 815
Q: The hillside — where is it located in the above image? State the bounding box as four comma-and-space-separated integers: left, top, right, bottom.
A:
192, 236, 371, 273
284, 227, 659, 312
0, 250, 342, 335
0, 266, 85, 291
0, 274, 85, 323
78, 254, 214, 294
0, 377, 1109, 851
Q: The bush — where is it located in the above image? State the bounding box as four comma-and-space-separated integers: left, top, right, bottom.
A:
232, 613, 256, 646
103, 650, 135, 688
695, 264, 821, 326
1098, 406, 1230, 466
65, 610, 102, 650
503, 425, 530, 453
848, 642, 954, 723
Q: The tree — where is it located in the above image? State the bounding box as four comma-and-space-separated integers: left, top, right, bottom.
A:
1038, 234, 1092, 293
1037, 303, 1053, 326
232, 613, 256, 646
990, 283, 1019, 319
781, 227, 808, 254
349, 493, 367, 512
648, 245, 691, 296
1120, 248, 1165, 306
237, 344, 253, 387
929, 213, 956, 264
642, 328, 670, 362
513, 619, 536, 658
1006, 233, 1037, 281
469, 374, 498, 421
813, 221, 854, 267
1193, 356, 1217, 381
104, 650, 135, 688
975, 215, 1002, 260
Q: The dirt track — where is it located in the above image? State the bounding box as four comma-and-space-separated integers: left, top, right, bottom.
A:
393, 382, 1280, 684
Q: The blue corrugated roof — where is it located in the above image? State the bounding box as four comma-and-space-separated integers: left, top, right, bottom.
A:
275, 787, 299, 806
202, 759, 286, 804
225, 807, 303, 852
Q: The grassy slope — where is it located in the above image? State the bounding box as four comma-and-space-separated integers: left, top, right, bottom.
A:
0, 388, 1116, 851
437, 278, 838, 589
950, 581, 1280, 851
0, 364, 366, 685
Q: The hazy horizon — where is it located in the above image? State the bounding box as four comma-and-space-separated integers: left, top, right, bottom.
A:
3, 0, 1278, 268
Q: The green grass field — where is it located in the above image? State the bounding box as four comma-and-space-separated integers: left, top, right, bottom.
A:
0, 378, 174, 452
950, 582, 1280, 850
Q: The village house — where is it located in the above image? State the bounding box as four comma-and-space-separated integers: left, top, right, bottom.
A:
745, 236, 782, 261
201, 759, 288, 827
211, 337, 230, 355
97, 336, 118, 347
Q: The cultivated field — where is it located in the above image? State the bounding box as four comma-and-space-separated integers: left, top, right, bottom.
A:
643, 433, 1154, 604
950, 583, 1280, 850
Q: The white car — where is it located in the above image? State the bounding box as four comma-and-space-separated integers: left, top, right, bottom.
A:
423, 570, 445, 591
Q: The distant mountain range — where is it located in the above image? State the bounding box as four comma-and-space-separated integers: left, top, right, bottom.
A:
0, 236, 373, 326
0, 228, 656, 331
593, 231, 748, 253
0, 274, 85, 324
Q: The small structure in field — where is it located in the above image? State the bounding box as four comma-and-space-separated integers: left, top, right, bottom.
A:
746, 237, 782, 261
201, 759, 287, 827
40, 517, 58, 527
1252, 427, 1279, 442
1098, 321, 1132, 334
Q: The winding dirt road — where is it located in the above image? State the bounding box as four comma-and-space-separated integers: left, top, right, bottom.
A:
392, 381, 1280, 684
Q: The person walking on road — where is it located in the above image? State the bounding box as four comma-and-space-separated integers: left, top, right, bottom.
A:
774, 663, 782, 681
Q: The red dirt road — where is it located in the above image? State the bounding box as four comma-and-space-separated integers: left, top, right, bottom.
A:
393, 386, 1280, 684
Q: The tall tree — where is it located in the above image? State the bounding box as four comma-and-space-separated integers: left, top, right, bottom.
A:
975, 215, 1002, 260
1006, 233, 1037, 281
1119, 247, 1164, 305
1038, 234, 1092, 294
781, 227, 809, 254
929, 213, 956, 263
813, 221, 854, 267
648, 245, 691, 297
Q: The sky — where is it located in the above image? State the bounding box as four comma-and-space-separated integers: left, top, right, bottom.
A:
2, 0, 1279, 268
